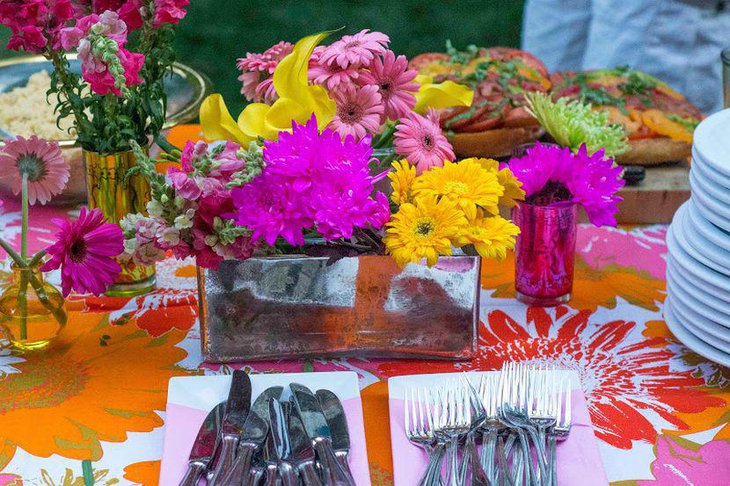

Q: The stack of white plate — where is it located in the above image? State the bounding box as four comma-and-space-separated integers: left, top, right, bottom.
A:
665, 109, 730, 367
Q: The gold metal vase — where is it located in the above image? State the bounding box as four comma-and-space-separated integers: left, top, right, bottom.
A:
83, 149, 155, 297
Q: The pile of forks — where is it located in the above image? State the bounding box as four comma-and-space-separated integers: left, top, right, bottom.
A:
404, 362, 572, 486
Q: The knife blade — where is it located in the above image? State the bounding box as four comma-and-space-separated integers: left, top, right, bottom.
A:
290, 383, 354, 486
178, 401, 225, 486
208, 369, 252, 486
269, 398, 298, 486
219, 386, 284, 486
316, 389, 356, 484
288, 401, 322, 486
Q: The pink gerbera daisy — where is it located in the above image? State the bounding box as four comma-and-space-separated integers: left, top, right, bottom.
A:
358, 50, 418, 120
308, 45, 359, 90
41, 207, 124, 296
393, 109, 455, 174
320, 29, 390, 69
237, 41, 293, 103
0, 135, 70, 205
330, 84, 384, 140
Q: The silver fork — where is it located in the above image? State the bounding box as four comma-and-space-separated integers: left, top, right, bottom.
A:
435, 381, 472, 486
405, 387, 443, 486
546, 378, 572, 486
459, 374, 489, 486
527, 365, 558, 467
478, 372, 504, 483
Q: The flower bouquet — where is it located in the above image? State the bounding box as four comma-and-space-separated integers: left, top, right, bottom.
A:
0, 0, 190, 295
508, 142, 625, 306
119, 31, 525, 361
0, 136, 124, 349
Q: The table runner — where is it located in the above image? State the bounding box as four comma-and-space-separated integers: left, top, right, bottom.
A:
0, 136, 728, 486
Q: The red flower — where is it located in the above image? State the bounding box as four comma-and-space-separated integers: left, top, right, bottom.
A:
109, 289, 197, 337
377, 306, 725, 450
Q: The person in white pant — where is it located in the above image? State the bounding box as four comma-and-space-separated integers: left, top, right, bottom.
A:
522, 0, 730, 114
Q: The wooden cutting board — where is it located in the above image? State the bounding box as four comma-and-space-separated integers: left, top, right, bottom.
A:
615, 161, 690, 224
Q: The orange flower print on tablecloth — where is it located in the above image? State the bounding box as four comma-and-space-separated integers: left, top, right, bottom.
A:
376, 307, 725, 450
124, 460, 161, 486
0, 310, 189, 469
108, 289, 198, 337
481, 251, 665, 312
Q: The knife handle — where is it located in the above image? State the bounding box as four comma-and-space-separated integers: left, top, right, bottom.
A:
207, 434, 239, 486
334, 451, 356, 485
312, 437, 354, 486
220, 441, 257, 486
298, 460, 323, 486
178, 460, 206, 486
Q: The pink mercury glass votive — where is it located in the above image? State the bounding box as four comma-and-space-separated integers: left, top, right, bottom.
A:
512, 201, 578, 306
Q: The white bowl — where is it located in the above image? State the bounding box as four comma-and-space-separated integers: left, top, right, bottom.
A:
664, 300, 730, 367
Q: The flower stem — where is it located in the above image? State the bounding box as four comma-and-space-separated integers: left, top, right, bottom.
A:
27, 249, 46, 268
0, 238, 26, 268
18, 267, 28, 340
21, 173, 28, 260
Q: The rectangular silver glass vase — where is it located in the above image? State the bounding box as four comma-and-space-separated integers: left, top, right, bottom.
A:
198, 255, 480, 362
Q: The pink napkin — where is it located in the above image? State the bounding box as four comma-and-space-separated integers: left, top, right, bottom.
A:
160, 397, 370, 485
389, 390, 608, 486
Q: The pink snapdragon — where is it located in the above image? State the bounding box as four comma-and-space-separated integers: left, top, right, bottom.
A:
60, 10, 144, 95
152, 0, 190, 27
0, 0, 75, 53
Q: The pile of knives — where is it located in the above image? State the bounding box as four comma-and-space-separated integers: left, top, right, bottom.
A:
180, 370, 357, 486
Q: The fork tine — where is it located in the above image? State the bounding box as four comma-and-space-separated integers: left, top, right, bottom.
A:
404, 387, 412, 434
564, 378, 571, 426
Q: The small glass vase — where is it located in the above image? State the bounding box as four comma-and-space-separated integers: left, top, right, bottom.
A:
0, 263, 67, 350
513, 201, 578, 306
83, 149, 156, 297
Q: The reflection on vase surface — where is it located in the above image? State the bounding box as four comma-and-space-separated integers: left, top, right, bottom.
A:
513, 202, 577, 306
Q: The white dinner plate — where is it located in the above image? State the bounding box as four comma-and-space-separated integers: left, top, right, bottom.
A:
691, 158, 730, 199
667, 226, 730, 297
690, 183, 730, 233
692, 108, 730, 177
673, 203, 730, 275
668, 282, 730, 344
686, 199, 730, 267
664, 300, 730, 368
692, 146, 730, 188
690, 168, 730, 208
667, 265, 730, 322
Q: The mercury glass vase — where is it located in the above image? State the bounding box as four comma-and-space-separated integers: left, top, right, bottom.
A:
513, 202, 578, 306
0, 262, 67, 350
83, 149, 155, 297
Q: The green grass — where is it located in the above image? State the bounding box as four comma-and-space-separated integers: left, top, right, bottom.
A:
1, 0, 524, 114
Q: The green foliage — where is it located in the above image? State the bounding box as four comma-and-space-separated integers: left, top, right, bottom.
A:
525, 91, 629, 158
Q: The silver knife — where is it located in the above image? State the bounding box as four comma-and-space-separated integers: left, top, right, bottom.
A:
269, 398, 299, 486
219, 386, 284, 486
288, 400, 323, 486
178, 401, 226, 486
290, 383, 354, 486
316, 389, 356, 484
208, 369, 252, 485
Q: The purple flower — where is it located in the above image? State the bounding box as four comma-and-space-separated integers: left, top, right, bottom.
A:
507, 142, 624, 227
230, 115, 390, 245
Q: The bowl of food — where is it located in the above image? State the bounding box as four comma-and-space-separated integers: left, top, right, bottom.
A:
0, 55, 211, 204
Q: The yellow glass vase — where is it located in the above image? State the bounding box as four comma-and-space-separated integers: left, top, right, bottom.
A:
0, 263, 67, 350
83, 149, 156, 297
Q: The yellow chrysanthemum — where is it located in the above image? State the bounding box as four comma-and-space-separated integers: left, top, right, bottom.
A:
412, 159, 504, 220
388, 159, 417, 205
384, 196, 467, 267
464, 157, 525, 208
456, 215, 520, 261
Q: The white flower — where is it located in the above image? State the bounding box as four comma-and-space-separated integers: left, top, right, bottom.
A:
120, 213, 143, 234
133, 243, 165, 266
123, 238, 138, 255
174, 208, 195, 230
147, 199, 164, 219
156, 225, 180, 246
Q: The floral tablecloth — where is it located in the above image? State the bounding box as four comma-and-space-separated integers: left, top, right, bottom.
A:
0, 187, 729, 485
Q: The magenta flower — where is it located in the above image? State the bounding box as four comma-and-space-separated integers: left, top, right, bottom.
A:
230, 115, 389, 245
358, 50, 418, 120
237, 41, 293, 103
507, 142, 625, 227
637, 436, 730, 485
0, 135, 70, 205
41, 207, 124, 296
330, 84, 384, 140
0, 0, 75, 53
320, 29, 390, 69
394, 108, 455, 174
152, 0, 190, 27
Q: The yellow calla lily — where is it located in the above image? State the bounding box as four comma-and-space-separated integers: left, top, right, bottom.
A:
413, 74, 474, 114
200, 33, 336, 143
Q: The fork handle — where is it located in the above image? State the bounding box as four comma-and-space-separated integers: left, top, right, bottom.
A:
480, 428, 499, 481
548, 435, 558, 486
524, 426, 548, 485
419, 443, 445, 486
